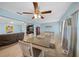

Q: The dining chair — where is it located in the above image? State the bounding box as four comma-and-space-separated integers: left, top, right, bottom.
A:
19, 41, 33, 57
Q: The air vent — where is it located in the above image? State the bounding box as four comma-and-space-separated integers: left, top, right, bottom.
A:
45, 26, 52, 28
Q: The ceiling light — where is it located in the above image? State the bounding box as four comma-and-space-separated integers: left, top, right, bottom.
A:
34, 14, 41, 19
34, 14, 37, 18
38, 15, 41, 18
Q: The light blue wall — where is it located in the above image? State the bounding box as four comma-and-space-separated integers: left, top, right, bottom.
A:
0, 22, 22, 34
40, 22, 60, 40
0, 23, 5, 34
40, 22, 59, 34
13, 24, 22, 33
0, 16, 25, 34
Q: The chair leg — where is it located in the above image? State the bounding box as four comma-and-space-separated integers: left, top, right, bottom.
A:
42, 51, 44, 57
30, 44, 34, 57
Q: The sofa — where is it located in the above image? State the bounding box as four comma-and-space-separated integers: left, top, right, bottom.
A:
0, 32, 24, 46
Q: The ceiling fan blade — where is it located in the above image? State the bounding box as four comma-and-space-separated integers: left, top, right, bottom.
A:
41, 16, 44, 19
22, 12, 33, 14
33, 2, 38, 10
17, 12, 22, 15
41, 10, 52, 14
33, 2, 40, 14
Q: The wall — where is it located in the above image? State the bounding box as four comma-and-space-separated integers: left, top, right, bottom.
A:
40, 22, 59, 33
40, 22, 60, 40
0, 16, 25, 34
0, 23, 22, 34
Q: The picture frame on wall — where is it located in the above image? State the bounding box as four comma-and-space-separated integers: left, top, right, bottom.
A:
6, 25, 14, 33
27, 25, 34, 34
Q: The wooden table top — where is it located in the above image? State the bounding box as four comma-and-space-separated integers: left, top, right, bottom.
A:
25, 37, 50, 48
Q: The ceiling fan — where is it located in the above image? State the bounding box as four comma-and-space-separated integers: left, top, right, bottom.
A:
17, 2, 52, 19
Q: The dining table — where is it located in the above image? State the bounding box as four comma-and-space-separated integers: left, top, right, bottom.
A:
23, 36, 55, 57
24, 37, 50, 48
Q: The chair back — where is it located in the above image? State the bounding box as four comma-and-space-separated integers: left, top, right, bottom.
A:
19, 41, 33, 57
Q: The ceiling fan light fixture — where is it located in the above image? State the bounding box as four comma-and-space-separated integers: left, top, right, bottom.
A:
34, 14, 41, 19
32, 16, 35, 19
38, 14, 41, 18
17, 2, 52, 20
41, 16, 44, 19
34, 14, 38, 18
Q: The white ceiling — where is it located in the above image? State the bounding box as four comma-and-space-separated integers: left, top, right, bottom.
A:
0, 2, 72, 23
